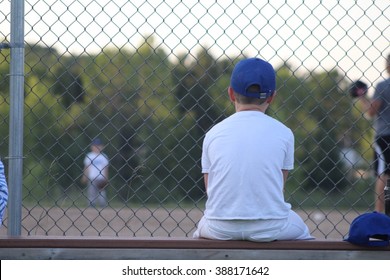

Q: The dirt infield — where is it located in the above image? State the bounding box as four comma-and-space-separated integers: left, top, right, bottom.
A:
0, 206, 358, 239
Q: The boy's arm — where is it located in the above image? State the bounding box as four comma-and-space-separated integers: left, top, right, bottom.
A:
0, 161, 8, 221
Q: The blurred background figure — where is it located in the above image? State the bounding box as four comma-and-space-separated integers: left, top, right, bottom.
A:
81, 138, 109, 208
357, 54, 390, 213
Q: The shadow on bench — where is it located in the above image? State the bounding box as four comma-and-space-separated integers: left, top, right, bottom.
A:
0, 236, 389, 260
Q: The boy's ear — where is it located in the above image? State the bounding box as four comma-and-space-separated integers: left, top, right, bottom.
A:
228, 86, 236, 102
266, 91, 276, 103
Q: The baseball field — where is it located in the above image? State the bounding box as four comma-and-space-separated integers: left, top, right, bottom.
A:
0, 206, 357, 240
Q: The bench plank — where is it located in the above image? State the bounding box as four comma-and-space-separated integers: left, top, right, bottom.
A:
0, 236, 389, 251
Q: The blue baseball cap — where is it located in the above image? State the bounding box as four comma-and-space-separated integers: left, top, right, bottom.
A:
230, 58, 276, 99
344, 212, 390, 247
91, 138, 104, 146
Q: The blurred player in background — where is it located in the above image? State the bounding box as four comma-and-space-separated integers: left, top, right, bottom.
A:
82, 138, 109, 208
357, 54, 390, 213
193, 58, 311, 242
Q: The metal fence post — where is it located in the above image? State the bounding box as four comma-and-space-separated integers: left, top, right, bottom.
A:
7, 0, 25, 236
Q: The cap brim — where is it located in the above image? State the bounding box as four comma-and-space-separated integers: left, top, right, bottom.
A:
344, 236, 390, 247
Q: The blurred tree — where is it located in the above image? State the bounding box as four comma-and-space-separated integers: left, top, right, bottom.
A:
171, 49, 232, 201
52, 58, 84, 108
0, 45, 10, 156
272, 67, 351, 192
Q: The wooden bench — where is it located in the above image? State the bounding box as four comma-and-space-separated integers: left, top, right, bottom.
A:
0, 236, 389, 260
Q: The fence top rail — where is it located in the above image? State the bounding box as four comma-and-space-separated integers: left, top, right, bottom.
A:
0, 236, 389, 251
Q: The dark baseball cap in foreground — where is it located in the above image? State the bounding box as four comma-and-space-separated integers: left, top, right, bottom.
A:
344, 211, 390, 247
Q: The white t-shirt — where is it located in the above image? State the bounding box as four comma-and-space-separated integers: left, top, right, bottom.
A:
202, 111, 294, 220
84, 152, 109, 181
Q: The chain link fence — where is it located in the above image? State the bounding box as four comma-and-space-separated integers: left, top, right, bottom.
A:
0, 0, 389, 239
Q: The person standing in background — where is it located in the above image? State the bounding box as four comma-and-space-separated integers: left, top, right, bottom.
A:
357, 54, 390, 213
81, 138, 109, 208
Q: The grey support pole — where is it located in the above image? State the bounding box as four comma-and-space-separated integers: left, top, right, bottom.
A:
7, 0, 25, 236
